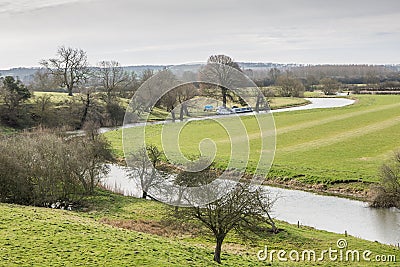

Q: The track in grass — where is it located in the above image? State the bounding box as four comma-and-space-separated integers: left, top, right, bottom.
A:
105, 95, 400, 186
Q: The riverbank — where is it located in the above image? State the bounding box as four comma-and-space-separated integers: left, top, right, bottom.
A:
269, 97, 311, 110
262, 177, 369, 201
1, 189, 398, 266
106, 95, 400, 201
103, 164, 400, 245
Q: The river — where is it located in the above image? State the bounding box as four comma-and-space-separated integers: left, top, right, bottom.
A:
102, 97, 399, 245
102, 164, 400, 245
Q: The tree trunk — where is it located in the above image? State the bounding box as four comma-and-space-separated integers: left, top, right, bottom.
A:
179, 105, 184, 121
222, 88, 227, 107
171, 110, 176, 122
67, 85, 73, 96
79, 93, 90, 129
142, 190, 148, 199
184, 105, 189, 116
255, 95, 261, 113
213, 236, 224, 264
266, 211, 278, 234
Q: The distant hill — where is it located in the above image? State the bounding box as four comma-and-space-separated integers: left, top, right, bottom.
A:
0, 62, 301, 83
0, 65, 169, 84
1, 63, 399, 84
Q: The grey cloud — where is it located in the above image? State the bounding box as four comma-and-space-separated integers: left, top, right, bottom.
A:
0, 0, 399, 68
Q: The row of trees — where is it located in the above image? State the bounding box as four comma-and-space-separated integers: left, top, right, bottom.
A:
37, 46, 142, 100
0, 75, 126, 130
249, 68, 344, 96
247, 64, 400, 90
3, 48, 345, 130
0, 128, 112, 206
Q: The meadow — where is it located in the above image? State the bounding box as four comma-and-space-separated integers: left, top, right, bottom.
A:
1, 94, 400, 266
0, 189, 398, 266
105, 95, 400, 194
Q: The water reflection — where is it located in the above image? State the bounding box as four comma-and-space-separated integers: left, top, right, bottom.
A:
103, 165, 400, 245
267, 186, 400, 245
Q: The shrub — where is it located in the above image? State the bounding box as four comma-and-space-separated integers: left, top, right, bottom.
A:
0, 129, 112, 206
370, 151, 400, 208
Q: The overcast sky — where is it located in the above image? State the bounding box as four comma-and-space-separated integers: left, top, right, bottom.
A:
0, 0, 399, 69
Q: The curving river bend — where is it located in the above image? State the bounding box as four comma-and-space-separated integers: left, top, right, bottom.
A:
102, 98, 400, 245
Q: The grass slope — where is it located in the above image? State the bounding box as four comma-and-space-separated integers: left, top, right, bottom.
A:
0, 190, 398, 266
0, 125, 15, 135
105, 95, 400, 192
269, 97, 310, 109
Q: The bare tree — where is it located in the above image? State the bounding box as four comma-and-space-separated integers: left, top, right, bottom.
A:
176, 83, 198, 120
154, 70, 178, 121
176, 180, 276, 264
40, 46, 90, 96
78, 86, 96, 129
120, 71, 140, 98
127, 145, 163, 199
160, 89, 178, 122
320, 77, 340, 95
201, 54, 242, 107
269, 67, 281, 84
71, 124, 113, 194
29, 69, 61, 91
95, 60, 128, 103
276, 74, 305, 97
140, 68, 154, 85
33, 94, 53, 125
173, 157, 217, 207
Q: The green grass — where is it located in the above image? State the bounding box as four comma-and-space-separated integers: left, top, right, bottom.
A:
0, 125, 15, 135
269, 97, 310, 109
1, 190, 398, 266
105, 95, 400, 191
303, 91, 325, 97
31, 91, 131, 107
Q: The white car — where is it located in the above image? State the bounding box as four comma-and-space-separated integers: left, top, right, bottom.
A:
231, 107, 253, 113
216, 107, 232, 115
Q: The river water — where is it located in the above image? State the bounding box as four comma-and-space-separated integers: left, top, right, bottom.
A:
103, 165, 400, 245
272, 97, 355, 113
267, 186, 400, 245
101, 97, 399, 245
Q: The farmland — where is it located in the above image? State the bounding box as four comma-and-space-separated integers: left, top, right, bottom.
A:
0, 189, 398, 266
105, 95, 400, 195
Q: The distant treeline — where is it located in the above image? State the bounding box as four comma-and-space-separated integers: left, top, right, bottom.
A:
245, 64, 400, 90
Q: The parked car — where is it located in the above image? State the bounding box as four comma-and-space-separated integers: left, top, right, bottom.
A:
216, 106, 232, 115
231, 106, 253, 113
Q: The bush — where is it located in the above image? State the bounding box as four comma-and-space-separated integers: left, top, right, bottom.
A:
0, 129, 113, 206
370, 151, 400, 208
276, 75, 304, 97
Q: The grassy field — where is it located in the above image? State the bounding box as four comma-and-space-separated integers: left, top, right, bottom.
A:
0, 125, 15, 135
105, 95, 400, 195
269, 97, 310, 109
31, 91, 130, 107
30, 92, 308, 124
0, 189, 398, 266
